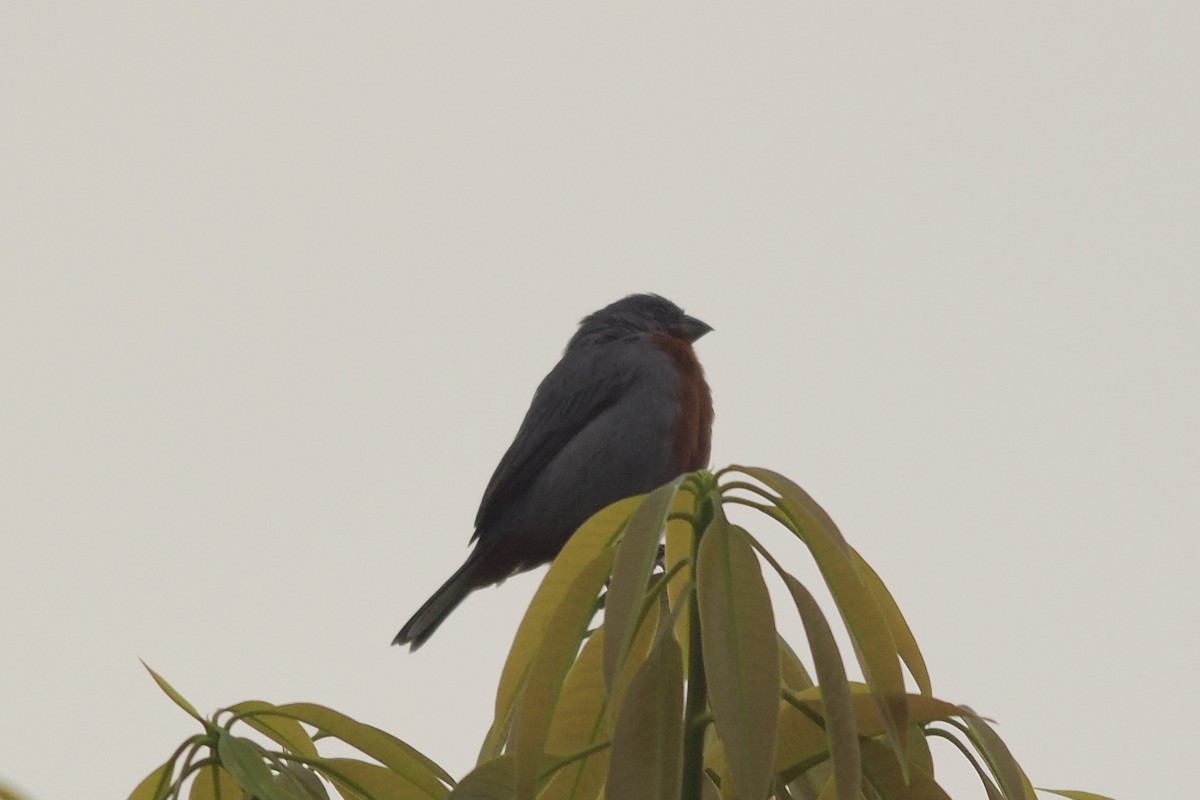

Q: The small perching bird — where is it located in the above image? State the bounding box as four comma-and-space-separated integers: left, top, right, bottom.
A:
394, 293, 713, 650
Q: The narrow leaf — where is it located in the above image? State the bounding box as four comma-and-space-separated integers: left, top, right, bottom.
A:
268, 703, 451, 797
779, 576, 859, 800
959, 709, 1033, 800
487, 496, 640, 759
127, 761, 174, 800
849, 546, 931, 695
732, 466, 908, 760
277, 763, 331, 800
606, 582, 662, 736
541, 631, 610, 800
188, 764, 242, 800
748, 532, 858, 800
697, 515, 780, 800
141, 661, 204, 723
606, 634, 684, 800
603, 478, 683, 692
513, 548, 617, 800
906, 721, 934, 777
663, 489, 696, 676
216, 733, 293, 800
927, 726, 1004, 800
778, 635, 815, 692
1039, 791, 1117, 800
859, 738, 951, 799
228, 700, 319, 758
774, 691, 965, 781
315, 758, 439, 800
450, 756, 515, 800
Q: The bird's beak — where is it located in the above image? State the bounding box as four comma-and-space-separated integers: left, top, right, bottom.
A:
675, 314, 713, 342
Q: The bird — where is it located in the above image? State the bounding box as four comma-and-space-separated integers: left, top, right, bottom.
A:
393, 293, 713, 650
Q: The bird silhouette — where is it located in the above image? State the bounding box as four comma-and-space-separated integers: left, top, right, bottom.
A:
394, 293, 713, 650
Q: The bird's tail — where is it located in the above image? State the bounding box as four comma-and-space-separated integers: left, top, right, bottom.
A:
392, 550, 486, 650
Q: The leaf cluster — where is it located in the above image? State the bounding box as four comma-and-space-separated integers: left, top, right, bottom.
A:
124, 466, 1113, 800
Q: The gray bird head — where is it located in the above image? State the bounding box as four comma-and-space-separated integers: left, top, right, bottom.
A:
568, 293, 712, 349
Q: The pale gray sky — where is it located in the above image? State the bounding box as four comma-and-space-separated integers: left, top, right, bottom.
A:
2, 5, 1197, 799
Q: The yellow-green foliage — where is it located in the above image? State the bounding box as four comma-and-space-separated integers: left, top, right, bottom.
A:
127, 467, 1113, 800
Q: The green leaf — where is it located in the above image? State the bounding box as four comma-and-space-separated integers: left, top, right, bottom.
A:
277, 764, 330, 800
927, 726, 1003, 800
696, 515, 780, 800
778, 635, 815, 692
1038, 791, 1118, 800
774, 691, 965, 781
486, 496, 640, 760
779, 578, 859, 800
141, 661, 205, 724
314, 758, 438, 800
216, 732, 294, 800
663, 489, 696, 676
905, 721, 934, 778
959, 709, 1034, 800
127, 761, 174, 800
603, 478, 683, 692
450, 757, 515, 800
541, 631, 610, 800
606, 634, 684, 800
188, 764, 242, 800
512, 548, 618, 800
772, 698, 834, 781
732, 466, 908, 762
605, 579, 662, 738
747, 532, 858, 800
228, 700, 319, 758
859, 738, 950, 799
268, 704, 451, 797
849, 546, 931, 696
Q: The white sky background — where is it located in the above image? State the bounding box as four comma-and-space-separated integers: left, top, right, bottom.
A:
2, 5, 1197, 799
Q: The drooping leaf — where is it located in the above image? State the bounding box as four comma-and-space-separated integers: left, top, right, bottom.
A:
268, 703, 451, 797
127, 761, 174, 800
606, 634, 684, 800
228, 700, 319, 758
859, 738, 951, 799
782, 580, 858, 800
926, 726, 1004, 800
849, 546, 931, 696
314, 758, 440, 800
696, 515, 780, 800
188, 763, 242, 800
216, 732, 293, 800
959, 709, 1035, 800
905, 721, 934, 777
731, 466, 908, 761
486, 496, 640, 760
606, 581, 662, 737
774, 691, 965, 781
512, 548, 617, 800
747, 532, 858, 800
276, 763, 331, 800
141, 661, 205, 724
772, 699, 838, 782
450, 756, 514, 800
663, 488, 696, 676
1038, 791, 1117, 800
603, 478, 683, 692
541, 631, 610, 800
778, 634, 815, 692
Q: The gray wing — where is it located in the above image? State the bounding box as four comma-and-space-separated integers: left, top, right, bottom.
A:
471, 343, 643, 539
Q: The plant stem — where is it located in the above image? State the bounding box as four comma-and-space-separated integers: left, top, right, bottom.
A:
680, 491, 712, 800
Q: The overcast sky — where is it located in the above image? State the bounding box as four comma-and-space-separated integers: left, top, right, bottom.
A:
2, 5, 1197, 799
